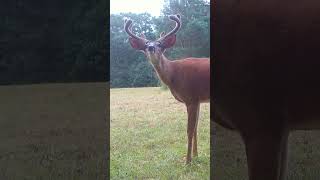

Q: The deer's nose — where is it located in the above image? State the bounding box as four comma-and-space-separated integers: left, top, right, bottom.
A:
148, 45, 155, 52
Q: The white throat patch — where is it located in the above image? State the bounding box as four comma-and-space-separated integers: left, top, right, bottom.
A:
147, 52, 159, 65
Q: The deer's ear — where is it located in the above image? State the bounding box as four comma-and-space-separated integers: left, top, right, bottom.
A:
129, 37, 145, 50
161, 34, 176, 49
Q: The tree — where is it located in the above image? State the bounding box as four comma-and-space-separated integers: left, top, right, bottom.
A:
110, 13, 159, 88
157, 0, 210, 58
110, 0, 210, 88
0, 0, 108, 85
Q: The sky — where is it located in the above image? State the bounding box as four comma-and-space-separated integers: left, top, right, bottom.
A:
110, 0, 165, 17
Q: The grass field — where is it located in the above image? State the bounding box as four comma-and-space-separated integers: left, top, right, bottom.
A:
0, 83, 107, 180
8, 83, 318, 179
110, 87, 210, 179
110, 86, 320, 180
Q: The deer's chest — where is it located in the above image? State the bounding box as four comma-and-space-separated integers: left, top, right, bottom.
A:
169, 88, 185, 103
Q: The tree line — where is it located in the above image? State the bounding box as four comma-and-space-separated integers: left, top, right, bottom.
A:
0, 0, 107, 85
0, 0, 209, 86
110, 0, 210, 88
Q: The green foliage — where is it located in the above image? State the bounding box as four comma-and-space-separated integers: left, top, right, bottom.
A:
64, 0, 108, 82
0, 1, 107, 85
110, 0, 210, 88
156, 0, 210, 59
110, 13, 159, 88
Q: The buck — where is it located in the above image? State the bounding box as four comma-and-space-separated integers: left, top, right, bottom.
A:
124, 14, 210, 164
213, 0, 320, 179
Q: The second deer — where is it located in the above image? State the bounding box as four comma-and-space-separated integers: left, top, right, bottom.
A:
124, 14, 210, 164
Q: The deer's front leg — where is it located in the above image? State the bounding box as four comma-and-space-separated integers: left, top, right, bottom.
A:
186, 103, 200, 164
192, 105, 200, 157
242, 129, 289, 180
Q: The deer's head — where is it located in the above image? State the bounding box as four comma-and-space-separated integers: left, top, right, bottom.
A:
124, 14, 181, 65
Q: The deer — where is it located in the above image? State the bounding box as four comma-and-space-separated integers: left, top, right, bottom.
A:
213, 0, 320, 179
124, 14, 210, 164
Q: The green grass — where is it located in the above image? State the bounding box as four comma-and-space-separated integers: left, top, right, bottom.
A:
213, 123, 320, 180
110, 87, 210, 180
0, 83, 107, 180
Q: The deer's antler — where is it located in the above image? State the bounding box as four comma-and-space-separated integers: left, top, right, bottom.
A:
124, 19, 147, 42
158, 14, 181, 41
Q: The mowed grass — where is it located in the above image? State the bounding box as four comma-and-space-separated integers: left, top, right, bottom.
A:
110, 87, 210, 179
213, 124, 320, 180
0, 83, 107, 180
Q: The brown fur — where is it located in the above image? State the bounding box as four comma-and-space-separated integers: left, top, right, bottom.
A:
158, 57, 210, 104
213, 0, 320, 179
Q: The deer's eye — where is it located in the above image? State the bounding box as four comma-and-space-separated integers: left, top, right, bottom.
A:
144, 41, 149, 48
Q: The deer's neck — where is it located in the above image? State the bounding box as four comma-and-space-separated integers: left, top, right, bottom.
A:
152, 55, 172, 86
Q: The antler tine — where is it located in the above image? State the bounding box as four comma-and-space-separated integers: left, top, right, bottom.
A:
158, 14, 181, 41
124, 19, 146, 41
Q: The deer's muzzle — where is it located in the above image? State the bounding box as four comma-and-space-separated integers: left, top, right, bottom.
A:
147, 45, 155, 53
